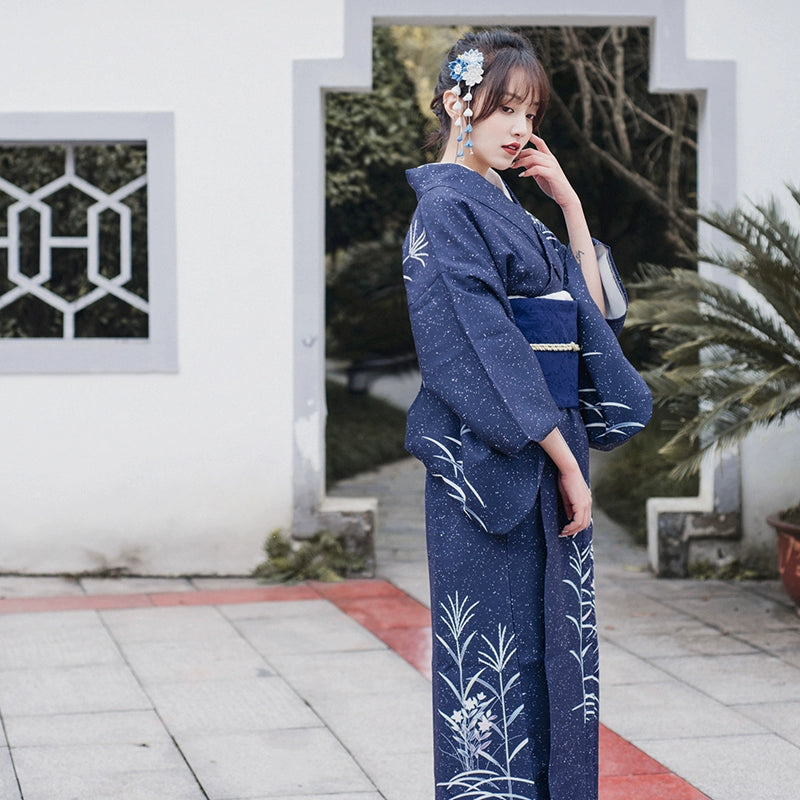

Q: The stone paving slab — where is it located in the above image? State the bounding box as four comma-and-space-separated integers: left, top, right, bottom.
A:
601, 622, 759, 659
269, 648, 430, 707
4, 709, 171, 748
0, 663, 152, 717
144, 676, 323, 735
12, 742, 204, 800
0, 747, 19, 800
0, 612, 122, 670
730, 699, 800, 747
627, 577, 741, 600
643, 733, 800, 800
651, 651, 800, 705
0, 576, 82, 598
309, 688, 433, 758
0, 593, 394, 799
599, 639, 677, 685
734, 626, 800, 658
259, 796, 383, 800
746, 579, 791, 605
116, 635, 269, 683
384, 575, 430, 607
0, 608, 107, 634
81, 577, 195, 595
100, 605, 242, 644
602, 606, 697, 635
662, 589, 798, 633
227, 602, 384, 656
356, 749, 434, 800
219, 598, 330, 620
176, 728, 376, 799
189, 577, 266, 590
601, 678, 767, 741
248, 796, 383, 800
276, 796, 385, 800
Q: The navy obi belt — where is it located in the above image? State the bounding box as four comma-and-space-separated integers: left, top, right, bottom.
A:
510, 295, 579, 409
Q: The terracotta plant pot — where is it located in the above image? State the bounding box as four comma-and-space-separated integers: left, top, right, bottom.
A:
767, 513, 800, 610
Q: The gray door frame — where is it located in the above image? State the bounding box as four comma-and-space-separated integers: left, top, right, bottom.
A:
292, 0, 737, 563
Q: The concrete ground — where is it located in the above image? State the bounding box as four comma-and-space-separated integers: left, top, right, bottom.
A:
0, 456, 797, 800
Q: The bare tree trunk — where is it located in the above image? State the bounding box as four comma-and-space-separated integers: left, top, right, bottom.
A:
548, 89, 697, 256
561, 27, 593, 137
610, 27, 633, 166
541, 26, 697, 256
667, 93, 688, 212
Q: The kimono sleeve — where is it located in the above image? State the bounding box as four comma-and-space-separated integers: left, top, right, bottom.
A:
406, 192, 563, 456
544, 232, 628, 335
562, 241, 653, 450
594, 242, 627, 334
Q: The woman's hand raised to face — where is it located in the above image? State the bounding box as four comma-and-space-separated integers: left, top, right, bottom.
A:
512, 134, 580, 211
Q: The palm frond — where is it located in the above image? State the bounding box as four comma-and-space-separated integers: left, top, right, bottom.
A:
630, 268, 800, 371
630, 186, 800, 477
698, 190, 800, 338
668, 380, 800, 470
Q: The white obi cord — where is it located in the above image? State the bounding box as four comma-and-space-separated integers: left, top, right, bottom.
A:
508, 290, 573, 300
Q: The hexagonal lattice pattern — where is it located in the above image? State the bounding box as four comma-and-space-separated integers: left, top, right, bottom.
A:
0, 145, 147, 338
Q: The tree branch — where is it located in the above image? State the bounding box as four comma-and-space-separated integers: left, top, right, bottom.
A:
549, 89, 697, 254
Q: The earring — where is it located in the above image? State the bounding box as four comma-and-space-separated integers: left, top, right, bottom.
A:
448, 48, 484, 159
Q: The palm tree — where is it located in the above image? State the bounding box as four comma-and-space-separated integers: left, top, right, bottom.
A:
627, 186, 800, 480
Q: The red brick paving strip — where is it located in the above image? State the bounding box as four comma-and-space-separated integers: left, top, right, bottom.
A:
0, 583, 318, 614
0, 578, 710, 800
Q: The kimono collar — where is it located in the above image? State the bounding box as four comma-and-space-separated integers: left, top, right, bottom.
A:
407, 162, 508, 202
406, 163, 541, 248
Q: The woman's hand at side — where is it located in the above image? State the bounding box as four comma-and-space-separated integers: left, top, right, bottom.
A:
557, 466, 592, 537
538, 427, 592, 537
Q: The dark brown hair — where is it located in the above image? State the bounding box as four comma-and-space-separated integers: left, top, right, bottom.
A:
428, 30, 550, 153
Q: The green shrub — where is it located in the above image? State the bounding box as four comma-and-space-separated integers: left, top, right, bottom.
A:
593, 406, 698, 545
325, 380, 409, 484
253, 529, 365, 583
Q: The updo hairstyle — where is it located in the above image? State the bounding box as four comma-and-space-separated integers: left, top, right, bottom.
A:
428, 29, 550, 154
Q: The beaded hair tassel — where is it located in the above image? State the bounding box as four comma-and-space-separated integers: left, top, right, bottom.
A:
448, 48, 484, 159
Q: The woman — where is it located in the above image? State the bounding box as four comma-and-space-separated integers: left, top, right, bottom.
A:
402, 29, 651, 800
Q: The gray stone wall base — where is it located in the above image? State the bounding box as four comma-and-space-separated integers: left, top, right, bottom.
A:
293, 497, 377, 578
655, 510, 741, 577
645, 452, 780, 577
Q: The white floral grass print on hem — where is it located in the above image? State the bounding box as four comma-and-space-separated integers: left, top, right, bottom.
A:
436, 592, 540, 798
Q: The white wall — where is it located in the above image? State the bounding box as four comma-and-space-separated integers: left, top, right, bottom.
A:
0, 0, 345, 574
0, 0, 796, 574
685, 0, 800, 553
686, 0, 799, 199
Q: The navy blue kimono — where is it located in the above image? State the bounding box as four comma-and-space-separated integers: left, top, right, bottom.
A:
402, 163, 651, 800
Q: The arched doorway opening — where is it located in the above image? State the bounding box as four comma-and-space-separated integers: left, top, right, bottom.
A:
292, 0, 737, 562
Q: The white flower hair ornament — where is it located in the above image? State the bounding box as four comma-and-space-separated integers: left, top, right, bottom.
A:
448, 48, 484, 159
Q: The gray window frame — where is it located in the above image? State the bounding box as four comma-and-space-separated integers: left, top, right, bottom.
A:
0, 112, 177, 373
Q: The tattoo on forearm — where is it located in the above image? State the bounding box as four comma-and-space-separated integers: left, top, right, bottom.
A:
574, 248, 584, 265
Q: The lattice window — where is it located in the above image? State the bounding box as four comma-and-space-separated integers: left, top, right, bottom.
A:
0, 144, 148, 339
0, 113, 176, 373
